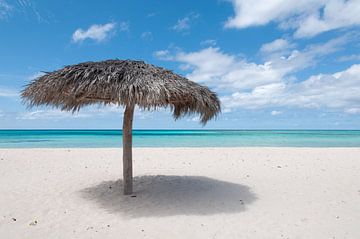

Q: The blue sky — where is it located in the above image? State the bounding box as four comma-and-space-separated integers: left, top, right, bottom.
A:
0, 0, 360, 129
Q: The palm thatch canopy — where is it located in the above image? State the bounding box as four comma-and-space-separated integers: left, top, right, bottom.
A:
21, 60, 220, 124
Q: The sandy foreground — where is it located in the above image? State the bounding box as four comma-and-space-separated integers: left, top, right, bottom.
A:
0, 148, 359, 239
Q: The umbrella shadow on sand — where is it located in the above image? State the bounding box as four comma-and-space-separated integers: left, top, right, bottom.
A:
79, 175, 257, 218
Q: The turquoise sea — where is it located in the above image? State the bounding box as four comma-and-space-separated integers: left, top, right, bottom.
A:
0, 130, 360, 148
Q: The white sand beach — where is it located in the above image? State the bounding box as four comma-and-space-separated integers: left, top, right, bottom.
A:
0, 148, 359, 239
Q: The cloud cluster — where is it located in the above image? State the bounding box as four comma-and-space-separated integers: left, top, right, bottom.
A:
159, 34, 349, 91
221, 64, 360, 113
225, 0, 360, 38
154, 35, 360, 114
72, 22, 117, 43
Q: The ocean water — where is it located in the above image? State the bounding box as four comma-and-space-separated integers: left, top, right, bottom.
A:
0, 130, 360, 148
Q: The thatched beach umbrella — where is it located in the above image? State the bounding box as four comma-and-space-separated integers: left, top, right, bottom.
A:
21, 60, 221, 195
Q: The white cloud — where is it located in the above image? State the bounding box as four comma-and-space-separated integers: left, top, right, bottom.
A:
201, 39, 217, 47
27, 72, 45, 80
18, 104, 157, 121
18, 104, 122, 121
186, 116, 200, 122
221, 83, 287, 109
173, 18, 190, 32
225, 0, 322, 29
141, 31, 153, 41
294, 0, 360, 38
135, 109, 154, 120
72, 22, 117, 43
86, 104, 156, 120
86, 104, 123, 115
271, 110, 283, 116
0, 86, 18, 97
288, 64, 360, 110
147, 12, 156, 18
225, 0, 360, 38
19, 110, 91, 120
338, 54, 360, 62
344, 108, 360, 114
172, 13, 199, 33
153, 50, 173, 61
260, 38, 294, 54
17, 104, 123, 121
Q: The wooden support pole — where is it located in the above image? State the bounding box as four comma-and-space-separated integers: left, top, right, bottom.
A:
122, 103, 135, 195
